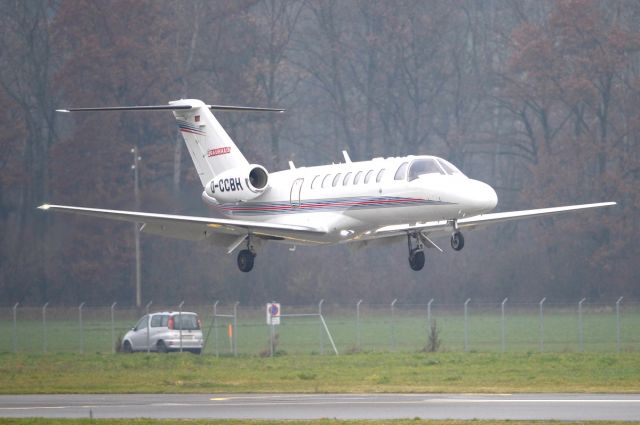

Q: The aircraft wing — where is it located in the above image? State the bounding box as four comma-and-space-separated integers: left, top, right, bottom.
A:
373, 202, 617, 238
38, 204, 325, 243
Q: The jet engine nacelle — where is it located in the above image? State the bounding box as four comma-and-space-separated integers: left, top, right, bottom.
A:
205, 164, 269, 203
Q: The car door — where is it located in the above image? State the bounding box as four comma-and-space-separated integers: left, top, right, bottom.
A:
129, 315, 149, 351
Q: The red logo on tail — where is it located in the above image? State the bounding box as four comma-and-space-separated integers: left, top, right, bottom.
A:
207, 147, 231, 157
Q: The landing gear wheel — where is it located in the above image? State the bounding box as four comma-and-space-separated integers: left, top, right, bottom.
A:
408, 249, 425, 271
237, 249, 255, 272
451, 232, 465, 251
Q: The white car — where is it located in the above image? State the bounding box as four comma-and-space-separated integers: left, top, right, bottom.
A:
122, 311, 203, 354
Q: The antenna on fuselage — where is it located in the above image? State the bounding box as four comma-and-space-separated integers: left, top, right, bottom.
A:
342, 150, 352, 163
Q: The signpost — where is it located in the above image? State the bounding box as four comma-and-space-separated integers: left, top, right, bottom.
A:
267, 302, 281, 357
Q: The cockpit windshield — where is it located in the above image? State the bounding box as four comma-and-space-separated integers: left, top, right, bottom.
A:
408, 158, 445, 181
408, 157, 465, 181
436, 158, 464, 176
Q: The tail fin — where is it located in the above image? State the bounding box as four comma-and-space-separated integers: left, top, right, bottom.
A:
57, 99, 284, 187
171, 99, 250, 186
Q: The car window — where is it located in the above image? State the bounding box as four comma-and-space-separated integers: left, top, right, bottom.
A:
172, 314, 200, 330
150, 315, 162, 327
150, 314, 168, 328
134, 315, 148, 330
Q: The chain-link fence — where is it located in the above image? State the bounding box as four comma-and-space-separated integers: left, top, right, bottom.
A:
2, 298, 638, 355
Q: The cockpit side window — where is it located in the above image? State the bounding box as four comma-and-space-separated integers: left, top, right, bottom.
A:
394, 162, 408, 180
408, 159, 445, 181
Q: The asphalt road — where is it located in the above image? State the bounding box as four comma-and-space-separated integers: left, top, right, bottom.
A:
2, 393, 640, 420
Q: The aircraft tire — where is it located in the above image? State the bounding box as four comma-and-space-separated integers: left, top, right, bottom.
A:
451, 232, 465, 251
408, 250, 425, 271
237, 249, 255, 272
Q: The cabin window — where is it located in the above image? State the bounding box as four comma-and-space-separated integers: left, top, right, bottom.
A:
343, 172, 352, 186
376, 169, 385, 183
332, 173, 342, 187
394, 162, 408, 180
322, 174, 331, 188
311, 175, 320, 189
364, 170, 374, 184
353, 171, 363, 184
408, 158, 445, 181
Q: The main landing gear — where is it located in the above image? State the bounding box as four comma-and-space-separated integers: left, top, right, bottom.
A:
450, 231, 465, 251
237, 235, 257, 272
237, 249, 255, 272
407, 233, 426, 271
406, 223, 466, 271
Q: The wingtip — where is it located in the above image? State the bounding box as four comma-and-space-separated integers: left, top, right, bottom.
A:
55, 109, 70, 113
38, 204, 51, 210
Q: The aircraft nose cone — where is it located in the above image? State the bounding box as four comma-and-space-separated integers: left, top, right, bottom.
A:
470, 180, 498, 212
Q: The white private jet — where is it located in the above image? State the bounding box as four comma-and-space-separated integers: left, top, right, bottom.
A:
40, 99, 615, 272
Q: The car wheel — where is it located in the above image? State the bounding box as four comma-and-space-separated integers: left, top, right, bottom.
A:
123, 341, 133, 353
157, 340, 168, 353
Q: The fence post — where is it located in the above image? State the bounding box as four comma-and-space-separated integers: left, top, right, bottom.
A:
178, 301, 184, 353
78, 302, 85, 354
110, 302, 117, 354
318, 299, 324, 355
145, 300, 152, 354
233, 301, 239, 356
356, 299, 363, 351
12, 302, 19, 353
427, 298, 434, 328
464, 298, 471, 352
578, 298, 586, 352
213, 301, 219, 357
616, 297, 623, 353
501, 298, 508, 353
539, 297, 546, 352
390, 299, 398, 351
42, 302, 49, 353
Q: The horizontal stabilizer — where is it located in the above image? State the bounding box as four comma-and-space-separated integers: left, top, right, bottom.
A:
57, 104, 284, 113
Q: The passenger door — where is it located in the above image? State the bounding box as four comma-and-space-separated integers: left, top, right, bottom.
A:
290, 178, 304, 208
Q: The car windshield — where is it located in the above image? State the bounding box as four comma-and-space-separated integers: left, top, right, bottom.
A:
408, 158, 445, 181
172, 314, 200, 330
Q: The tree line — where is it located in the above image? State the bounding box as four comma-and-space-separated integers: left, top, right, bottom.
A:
0, 0, 638, 307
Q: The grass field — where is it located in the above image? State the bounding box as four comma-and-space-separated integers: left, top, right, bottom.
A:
2, 303, 639, 355
1, 351, 639, 394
